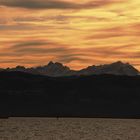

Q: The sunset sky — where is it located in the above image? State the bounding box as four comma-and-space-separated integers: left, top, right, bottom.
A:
0, 0, 140, 70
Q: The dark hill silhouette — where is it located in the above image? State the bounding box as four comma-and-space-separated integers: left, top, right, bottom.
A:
0, 71, 140, 118
3, 61, 139, 76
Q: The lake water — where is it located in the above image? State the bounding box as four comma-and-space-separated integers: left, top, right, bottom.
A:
0, 118, 140, 140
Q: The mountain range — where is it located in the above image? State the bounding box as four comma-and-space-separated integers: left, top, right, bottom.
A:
1, 61, 139, 77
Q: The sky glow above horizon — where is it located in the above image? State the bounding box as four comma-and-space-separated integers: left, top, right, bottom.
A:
0, 0, 140, 70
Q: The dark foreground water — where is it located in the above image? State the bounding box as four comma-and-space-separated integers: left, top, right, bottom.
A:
0, 118, 140, 140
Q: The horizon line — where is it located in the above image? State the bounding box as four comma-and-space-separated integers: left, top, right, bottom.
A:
0, 60, 139, 71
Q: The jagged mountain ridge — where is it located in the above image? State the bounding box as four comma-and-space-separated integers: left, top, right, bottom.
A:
2, 61, 139, 76
78, 61, 139, 76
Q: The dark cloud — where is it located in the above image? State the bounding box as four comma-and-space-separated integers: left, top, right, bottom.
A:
0, 0, 78, 9
12, 41, 53, 48
0, 0, 126, 10
14, 47, 68, 54
0, 23, 34, 30
9, 40, 77, 56
0, 0, 82, 9
14, 15, 109, 23
57, 56, 91, 63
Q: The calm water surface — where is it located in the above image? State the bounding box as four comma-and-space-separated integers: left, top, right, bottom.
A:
0, 118, 140, 140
